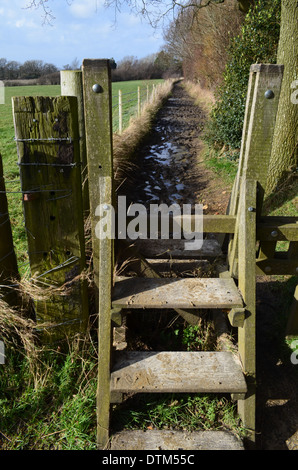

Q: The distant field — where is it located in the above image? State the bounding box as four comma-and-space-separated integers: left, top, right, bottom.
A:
111, 79, 163, 131
0, 80, 163, 272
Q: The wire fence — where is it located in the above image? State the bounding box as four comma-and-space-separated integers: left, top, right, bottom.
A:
112, 83, 159, 134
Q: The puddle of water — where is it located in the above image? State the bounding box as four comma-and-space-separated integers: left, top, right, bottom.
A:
128, 121, 191, 206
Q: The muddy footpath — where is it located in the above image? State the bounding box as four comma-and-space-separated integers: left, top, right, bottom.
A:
121, 82, 298, 450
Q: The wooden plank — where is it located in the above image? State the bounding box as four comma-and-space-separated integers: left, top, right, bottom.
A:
237, 179, 257, 444
0, 153, 19, 305
112, 276, 243, 309
256, 258, 298, 276
126, 238, 222, 259
116, 240, 211, 327
144, 259, 211, 273
110, 429, 244, 450
82, 59, 113, 451
179, 214, 236, 234
111, 351, 247, 394
124, 214, 236, 235
257, 218, 298, 241
12, 96, 89, 340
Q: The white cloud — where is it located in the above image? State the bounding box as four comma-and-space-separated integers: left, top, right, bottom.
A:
15, 17, 39, 28
69, 0, 102, 19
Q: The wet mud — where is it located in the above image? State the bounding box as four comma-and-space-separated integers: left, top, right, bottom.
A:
124, 82, 227, 211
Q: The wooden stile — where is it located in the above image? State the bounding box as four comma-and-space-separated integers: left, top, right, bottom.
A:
4, 58, 296, 450
12, 95, 89, 341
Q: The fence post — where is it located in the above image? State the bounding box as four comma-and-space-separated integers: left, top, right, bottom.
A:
82, 59, 114, 449
118, 89, 123, 135
60, 70, 89, 215
152, 83, 156, 102
12, 95, 89, 342
0, 153, 19, 305
228, 64, 284, 277
227, 64, 284, 447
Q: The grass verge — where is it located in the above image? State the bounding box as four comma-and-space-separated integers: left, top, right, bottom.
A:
0, 318, 98, 450
111, 393, 245, 438
113, 79, 175, 187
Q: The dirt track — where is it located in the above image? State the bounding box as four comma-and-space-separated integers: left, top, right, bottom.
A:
122, 82, 298, 450
125, 82, 230, 214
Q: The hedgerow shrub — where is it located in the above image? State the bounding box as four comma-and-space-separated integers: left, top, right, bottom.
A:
205, 0, 281, 151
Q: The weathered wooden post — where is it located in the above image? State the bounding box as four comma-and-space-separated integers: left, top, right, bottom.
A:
0, 153, 19, 305
227, 64, 284, 446
60, 70, 89, 215
12, 95, 89, 341
82, 59, 114, 449
229, 64, 284, 277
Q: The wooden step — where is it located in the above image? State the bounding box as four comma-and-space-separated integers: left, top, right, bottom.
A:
112, 276, 243, 309
110, 351, 247, 394
110, 429, 244, 450
127, 238, 223, 259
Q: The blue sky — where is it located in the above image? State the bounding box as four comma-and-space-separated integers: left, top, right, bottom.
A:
0, 0, 167, 69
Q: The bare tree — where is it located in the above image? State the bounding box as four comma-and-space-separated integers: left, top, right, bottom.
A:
24, 0, 56, 24
63, 58, 81, 71
26, 0, 250, 27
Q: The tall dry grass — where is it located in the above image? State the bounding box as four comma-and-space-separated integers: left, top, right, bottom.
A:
183, 81, 215, 116
113, 79, 176, 188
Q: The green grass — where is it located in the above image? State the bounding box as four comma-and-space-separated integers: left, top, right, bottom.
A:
111, 393, 244, 437
0, 336, 98, 450
202, 143, 239, 187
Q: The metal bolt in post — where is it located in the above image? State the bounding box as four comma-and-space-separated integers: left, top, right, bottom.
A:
92, 83, 103, 93
271, 230, 278, 238
265, 89, 275, 99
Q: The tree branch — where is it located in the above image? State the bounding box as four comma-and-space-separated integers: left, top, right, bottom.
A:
24, 0, 56, 25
